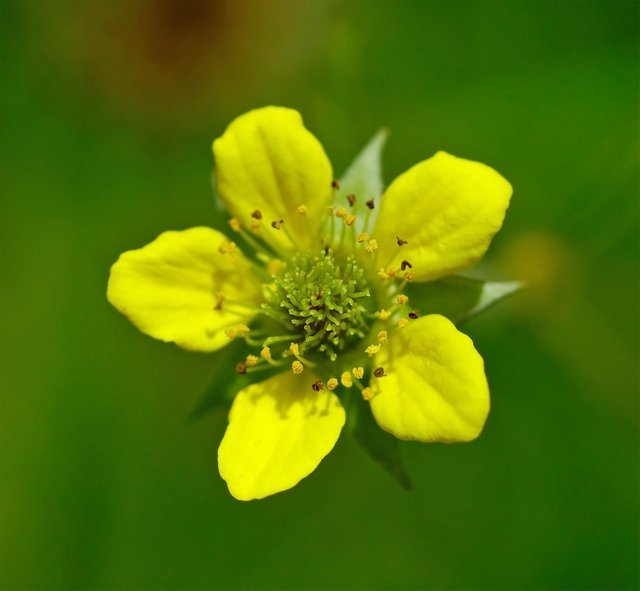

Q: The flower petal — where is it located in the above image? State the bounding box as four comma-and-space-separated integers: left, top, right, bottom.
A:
218, 371, 346, 501
213, 106, 333, 252
370, 314, 489, 443
374, 151, 512, 281
107, 227, 262, 352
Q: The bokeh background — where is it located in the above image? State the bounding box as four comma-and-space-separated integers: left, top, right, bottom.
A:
1, 0, 638, 589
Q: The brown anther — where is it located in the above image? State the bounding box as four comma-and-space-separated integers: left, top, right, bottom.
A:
366, 198, 375, 210
332, 179, 341, 189
347, 193, 356, 207
251, 210, 263, 220
396, 236, 408, 246
401, 260, 413, 270
311, 380, 324, 392
271, 219, 284, 230
235, 362, 247, 375
213, 293, 224, 311
373, 367, 386, 378
408, 310, 420, 319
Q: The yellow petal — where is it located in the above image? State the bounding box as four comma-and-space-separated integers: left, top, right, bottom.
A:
374, 151, 512, 281
107, 227, 262, 352
370, 314, 489, 443
218, 372, 346, 501
213, 106, 333, 253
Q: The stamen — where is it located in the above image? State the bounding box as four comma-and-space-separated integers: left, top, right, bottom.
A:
235, 325, 250, 337
408, 310, 420, 319
396, 236, 408, 246
377, 268, 389, 281
396, 294, 409, 305
292, 360, 304, 374
352, 367, 364, 380
377, 330, 388, 343
400, 260, 413, 270
344, 214, 356, 227
228, 218, 241, 232
361, 387, 374, 401
297, 204, 308, 215
271, 219, 284, 230
376, 309, 391, 321
245, 355, 258, 367
403, 271, 415, 282
398, 318, 409, 329
335, 207, 347, 219
340, 372, 353, 388
332, 179, 341, 189
365, 239, 378, 253
235, 362, 247, 375
365, 344, 380, 357
347, 194, 356, 207
214, 291, 225, 311
218, 241, 236, 255
260, 347, 271, 361
327, 378, 339, 391
365, 199, 375, 210
312, 380, 324, 392
357, 233, 369, 243
249, 219, 261, 232
251, 210, 263, 220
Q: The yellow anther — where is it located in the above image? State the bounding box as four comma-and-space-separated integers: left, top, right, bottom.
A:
297, 204, 308, 215
387, 268, 397, 278
377, 268, 389, 281
344, 214, 356, 227
352, 367, 364, 380
266, 259, 284, 275
245, 355, 258, 367
403, 271, 416, 282
235, 325, 250, 337
365, 239, 378, 253
260, 346, 272, 361
228, 218, 241, 232
292, 360, 304, 374
340, 371, 353, 388
327, 378, 339, 391
377, 330, 388, 343
289, 342, 300, 356
376, 309, 391, 320
396, 294, 409, 305
365, 344, 381, 357
398, 318, 409, 329
361, 387, 374, 401
224, 327, 237, 339
249, 219, 261, 232
327, 205, 335, 215
218, 241, 236, 255
335, 207, 348, 219
357, 233, 370, 243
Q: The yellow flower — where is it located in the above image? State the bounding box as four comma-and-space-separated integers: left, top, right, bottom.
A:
107, 106, 512, 501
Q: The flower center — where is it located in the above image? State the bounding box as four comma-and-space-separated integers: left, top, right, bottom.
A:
262, 249, 372, 361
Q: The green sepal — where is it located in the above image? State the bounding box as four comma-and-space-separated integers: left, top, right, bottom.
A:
344, 390, 412, 491
405, 275, 523, 325
337, 129, 388, 233
188, 339, 279, 421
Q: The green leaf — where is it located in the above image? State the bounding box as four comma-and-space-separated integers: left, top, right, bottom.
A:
345, 391, 412, 491
337, 129, 388, 233
188, 339, 279, 421
405, 275, 523, 325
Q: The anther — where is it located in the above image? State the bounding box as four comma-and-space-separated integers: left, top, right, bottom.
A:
373, 367, 386, 378
366, 198, 375, 210
249, 219, 261, 232
347, 194, 356, 207
327, 205, 336, 215
251, 210, 263, 220
335, 207, 347, 219
260, 347, 272, 361
398, 318, 409, 329
312, 380, 324, 392
408, 310, 420, 319
377, 268, 389, 281
289, 342, 300, 356
235, 362, 247, 375
357, 233, 369, 243
361, 387, 374, 401
214, 291, 225, 311
218, 241, 236, 255
376, 309, 391, 320
224, 327, 237, 339
271, 219, 284, 230
377, 330, 388, 343
344, 214, 356, 227
229, 218, 241, 232
332, 179, 341, 189
245, 355, 258, 367
396, 236, 408, 246
327, 378, 339, 391
396, 294, 409, 305
365, 344, 380, 357
366, 239, 378, 253
401, 260, 413, 270
340, 371, 353, 388
297, 204, 308, 215
235, 325, 250, 337
292, 360, 304, 374
403, 271, 415, 282
353, 367, 364, 380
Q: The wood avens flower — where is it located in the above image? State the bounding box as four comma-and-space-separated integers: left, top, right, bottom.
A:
107, 106, 513, 501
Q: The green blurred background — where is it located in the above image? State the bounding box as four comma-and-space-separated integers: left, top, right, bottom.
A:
1, 0, 638, 589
